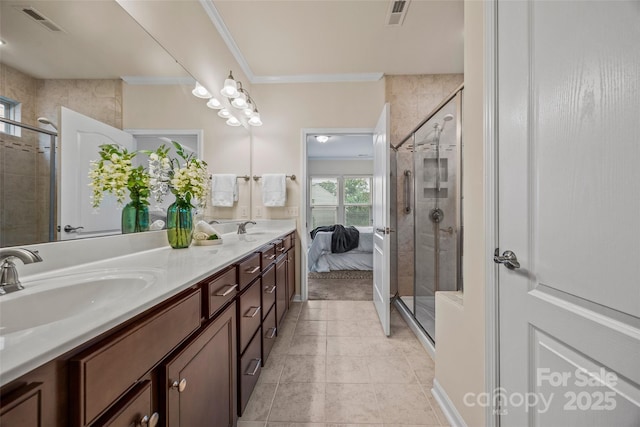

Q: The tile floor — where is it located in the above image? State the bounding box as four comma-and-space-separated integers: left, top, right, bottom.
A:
238, 300, 450, 427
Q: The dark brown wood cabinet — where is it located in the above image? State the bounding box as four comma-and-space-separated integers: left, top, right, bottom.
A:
286, 241, 296, 305
163, 302, 237, 427
275, 257, 287, 325
0, 383, 42, 427
0, 230, 297, 427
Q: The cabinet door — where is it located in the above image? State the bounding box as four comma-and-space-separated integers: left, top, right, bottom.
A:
98, 380, 158, 427
0, 383, 42, 427
275, 258, 287, 325
164, 302, 237, 427
286, 248, 296, 305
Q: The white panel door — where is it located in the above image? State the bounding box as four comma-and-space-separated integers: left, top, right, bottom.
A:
60, 107, 134, 240
373, 103, 391, 336
498, 1, 640, 425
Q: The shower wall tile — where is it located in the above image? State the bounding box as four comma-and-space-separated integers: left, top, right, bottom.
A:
385, 74, 463, 147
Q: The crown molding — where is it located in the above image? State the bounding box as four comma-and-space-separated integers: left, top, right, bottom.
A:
200, 0, 384, 85
121, 76, 195, 85
253, 73, 384, 84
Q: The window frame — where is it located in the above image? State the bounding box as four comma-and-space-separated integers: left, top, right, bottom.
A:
0, 96, 21, 136
308, 174, 373, 229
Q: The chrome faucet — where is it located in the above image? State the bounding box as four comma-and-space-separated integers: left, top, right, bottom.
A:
208, 220, 220, 225
0, 248, 43, 295
237, 221, 256, 234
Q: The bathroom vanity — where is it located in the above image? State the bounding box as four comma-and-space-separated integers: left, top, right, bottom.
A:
0, 222, 297, 427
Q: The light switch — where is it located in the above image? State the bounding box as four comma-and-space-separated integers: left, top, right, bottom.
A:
239, 206, 248, 218
255, 206, 263, 217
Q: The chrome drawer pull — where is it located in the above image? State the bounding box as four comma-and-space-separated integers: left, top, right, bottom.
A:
278, 247, 286, 252
265, 285, 276, 294
265, 254, 276, 260
140, 412, 159, 427
265, 327, 277, 339
244, 306, 261, 318
246, 266, 260, 274
170, 378, 187, 393
245, 358, 261, 376
215, 284, 238, 297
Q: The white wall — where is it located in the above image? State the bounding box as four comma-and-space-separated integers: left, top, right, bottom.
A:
434, 1, 486, 426
123, 84, 251, 219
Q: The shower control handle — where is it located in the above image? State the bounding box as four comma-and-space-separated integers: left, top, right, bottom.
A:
494, 249, 520, 270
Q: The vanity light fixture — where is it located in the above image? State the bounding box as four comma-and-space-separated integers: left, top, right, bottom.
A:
315, 135, 330, 143
231, 83, 248, 109
226, 116, 241, 127
220, 71, 239, 98
217, 108, 231, 119
192, 81, 212, 99
248, 110, 262, 127
206, 97, 223, 109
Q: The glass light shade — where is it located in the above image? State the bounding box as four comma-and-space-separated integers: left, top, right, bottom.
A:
221, 78, 239, 98
248, 112, 262, 127
217, 108, 231, 118
226, 116, 241, 127
206, 97, 223, 109
315, 135, 330, 143
231, 92, 248, 109
192, 82, 212, 99
244, 107, 254, 117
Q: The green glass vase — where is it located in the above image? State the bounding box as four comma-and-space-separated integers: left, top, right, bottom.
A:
121, 200, 150, 234
167, 198, 193, 249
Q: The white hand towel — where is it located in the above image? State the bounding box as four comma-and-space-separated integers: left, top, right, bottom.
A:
194, 220, 219, 235
211, 174, 237, 207
262, 173, 286, 207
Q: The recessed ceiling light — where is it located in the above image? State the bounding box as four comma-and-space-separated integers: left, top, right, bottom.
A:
315, 135, 329, 143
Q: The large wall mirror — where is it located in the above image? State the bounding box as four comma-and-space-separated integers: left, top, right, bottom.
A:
0, 0, 251, 248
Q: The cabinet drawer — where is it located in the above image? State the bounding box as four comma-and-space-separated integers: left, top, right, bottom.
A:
238, 253, 261, 291
259, 245, 276, 270
98, 380, 156, 427
0, 383, 41, 427
262, 306, 277, 364
207, 267, 238, 318
274, 240, 286, 258
261, 266, 276, 319
238, 280, 261, 353
282, 234, 292, 251
71, 290, 201, 426
239, 332, 262, 415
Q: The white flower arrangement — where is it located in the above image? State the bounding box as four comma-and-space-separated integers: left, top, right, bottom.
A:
147, 141, 209, 208
88, 145, 149, 208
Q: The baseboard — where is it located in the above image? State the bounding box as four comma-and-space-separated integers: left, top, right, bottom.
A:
432, 379, 468, 427
292, 294, 302, 302
393, 298, 435, 359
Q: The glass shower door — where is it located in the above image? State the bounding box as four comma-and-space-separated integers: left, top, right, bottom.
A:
413, 96, 461, 341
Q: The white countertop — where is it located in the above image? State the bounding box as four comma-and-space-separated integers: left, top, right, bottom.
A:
0, 220, 296, 387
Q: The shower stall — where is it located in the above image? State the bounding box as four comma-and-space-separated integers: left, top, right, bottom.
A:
392, 86, 463, 343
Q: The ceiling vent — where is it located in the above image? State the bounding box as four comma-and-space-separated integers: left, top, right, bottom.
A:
385, 0, 411, 26
17, 7, 64, 32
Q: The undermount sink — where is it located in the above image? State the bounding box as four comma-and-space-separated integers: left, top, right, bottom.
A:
0, 268, 160, 336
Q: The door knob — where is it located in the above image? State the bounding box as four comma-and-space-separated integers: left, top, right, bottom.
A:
171, 378, 187, 393
63, 225, 84, 233
494, 249, 520, 270
140, 412, 159, 427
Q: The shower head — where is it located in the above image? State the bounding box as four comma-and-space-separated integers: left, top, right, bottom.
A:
37, 117, 58, 131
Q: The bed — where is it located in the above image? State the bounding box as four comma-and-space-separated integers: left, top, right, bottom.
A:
307, 226, 374, 272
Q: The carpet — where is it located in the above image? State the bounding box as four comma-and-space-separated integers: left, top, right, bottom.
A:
307, 270, 373, 280
308, 276, 373, 300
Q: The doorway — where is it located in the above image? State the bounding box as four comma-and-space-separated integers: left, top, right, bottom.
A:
300, 128, 374, 301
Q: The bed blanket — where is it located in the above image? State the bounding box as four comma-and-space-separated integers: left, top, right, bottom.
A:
307, 227, 373, 272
